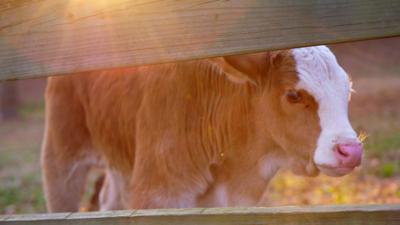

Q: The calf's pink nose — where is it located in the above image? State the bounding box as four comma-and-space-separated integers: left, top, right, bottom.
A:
334, 143, 363, 168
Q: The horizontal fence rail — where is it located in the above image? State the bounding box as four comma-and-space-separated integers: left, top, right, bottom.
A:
1, 0, 400, 81
0, 205, 399, 225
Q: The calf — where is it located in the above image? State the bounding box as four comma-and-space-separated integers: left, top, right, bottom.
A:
41, 46, 362, 212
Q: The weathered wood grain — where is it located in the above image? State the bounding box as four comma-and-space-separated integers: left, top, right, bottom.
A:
0, 0, 399, 81
1, 205, 400, 225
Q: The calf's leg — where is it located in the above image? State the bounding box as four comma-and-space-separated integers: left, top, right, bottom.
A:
41, 141, 91, 212
41, 80, 93, 212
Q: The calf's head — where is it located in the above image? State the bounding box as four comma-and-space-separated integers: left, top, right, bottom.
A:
221, 46, 362, 177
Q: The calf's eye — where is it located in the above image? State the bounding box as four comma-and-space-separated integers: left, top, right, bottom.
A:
285, 90, 302, 103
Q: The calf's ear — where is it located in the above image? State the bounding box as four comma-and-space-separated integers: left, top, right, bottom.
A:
215, 52, 268, 85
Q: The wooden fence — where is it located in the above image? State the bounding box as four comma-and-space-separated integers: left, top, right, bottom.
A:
1, 0, 400, 81
0, 0, 399, 224
1, 205, 400, 225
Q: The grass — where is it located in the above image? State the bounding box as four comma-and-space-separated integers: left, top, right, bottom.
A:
366, 132, 400, 154
0, 174, 45, 214
17, 102, 45, 120
366, 132, 400, 178
0, 102, 46, 214
379, 163, 396, 178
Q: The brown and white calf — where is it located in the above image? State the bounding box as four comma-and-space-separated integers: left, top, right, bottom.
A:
41, 46, 362, 212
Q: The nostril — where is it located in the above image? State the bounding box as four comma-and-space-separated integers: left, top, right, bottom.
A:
335, 145, 349, 158
334, 143, 363, 168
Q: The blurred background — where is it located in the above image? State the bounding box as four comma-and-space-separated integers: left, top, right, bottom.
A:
0, 37, 399, 214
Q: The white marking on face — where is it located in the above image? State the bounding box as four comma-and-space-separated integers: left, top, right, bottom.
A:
292, 46, 358, 167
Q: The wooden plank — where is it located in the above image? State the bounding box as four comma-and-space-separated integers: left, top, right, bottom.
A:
1, 205, 400, 225
0, 0, 399, 81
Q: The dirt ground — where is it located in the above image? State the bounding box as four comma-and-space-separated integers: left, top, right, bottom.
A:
0, 38, 399, 214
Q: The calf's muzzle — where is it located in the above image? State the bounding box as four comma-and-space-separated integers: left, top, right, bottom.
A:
334, 142, 362, 168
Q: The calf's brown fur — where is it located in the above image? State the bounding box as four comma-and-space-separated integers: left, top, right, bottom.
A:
42, 51, 322, 212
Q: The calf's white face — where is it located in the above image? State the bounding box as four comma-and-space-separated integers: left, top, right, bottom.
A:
293, 46, 362, 176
